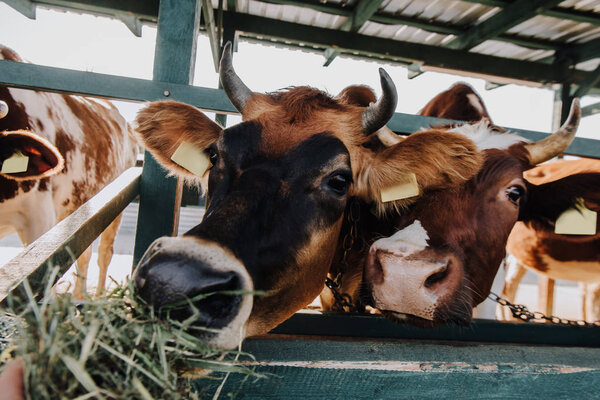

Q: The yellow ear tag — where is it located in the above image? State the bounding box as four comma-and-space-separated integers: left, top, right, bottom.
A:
1, 151, 29, 174
380, 173, 420, 202
170, 141, 211, 177
555, 199, 597, 235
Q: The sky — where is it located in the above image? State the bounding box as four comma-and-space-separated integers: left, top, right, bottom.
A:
0, 3, 599, 139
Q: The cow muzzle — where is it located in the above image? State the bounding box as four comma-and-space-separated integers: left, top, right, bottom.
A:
133, 236, 253, 349
364, 242, 463, 323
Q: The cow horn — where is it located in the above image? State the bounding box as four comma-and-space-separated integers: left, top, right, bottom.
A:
0, 100, 8, 119
361, 68, 398, 134
524, 99, 581, 165
219, 41, 253, 113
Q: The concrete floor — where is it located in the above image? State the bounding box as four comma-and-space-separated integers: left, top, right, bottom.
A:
0, 204, 582, 321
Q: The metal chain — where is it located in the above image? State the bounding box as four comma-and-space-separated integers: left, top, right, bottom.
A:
489, 291, 600, 327
326, 198, 364, 313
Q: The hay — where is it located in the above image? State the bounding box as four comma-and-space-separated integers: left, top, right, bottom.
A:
0, 268, 259, 399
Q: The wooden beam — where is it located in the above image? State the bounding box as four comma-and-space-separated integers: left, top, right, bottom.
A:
340, 0, 382, 32
582, 101, 600, 118
553, 83, 573, 130
445, 0, 563, 50
133, 0, 202, 266
0, 168, 141, 306
226, 0, 236, 12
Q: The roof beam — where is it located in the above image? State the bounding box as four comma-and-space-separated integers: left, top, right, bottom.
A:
201, 0, 221, 71
227, 0, 236, 12
4, 0, 36, 19
325, 0, 382, 66
582, 101, 600, 118
460, 0, 600, 26
445, 0, 563, 50
573, 64, 600, 98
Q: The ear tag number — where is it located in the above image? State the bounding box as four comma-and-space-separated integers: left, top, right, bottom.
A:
555, 199, 597, 235
380, 173, 419, 202
1, 151, 29, 174
170, 141, 211, 177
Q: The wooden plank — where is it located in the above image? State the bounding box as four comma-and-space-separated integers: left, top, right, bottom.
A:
194, 337, 600, 398
269, 311, 600, 347
445, 0, 563, 51
0, 167, 141, 306
133, 0, 202, 266
0, 59, 237, 114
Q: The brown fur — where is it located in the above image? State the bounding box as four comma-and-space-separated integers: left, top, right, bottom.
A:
419, 83, 492, 122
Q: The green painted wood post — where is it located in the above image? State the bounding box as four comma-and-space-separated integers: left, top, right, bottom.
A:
133, 0, 202, 266
215, 23, 237, 127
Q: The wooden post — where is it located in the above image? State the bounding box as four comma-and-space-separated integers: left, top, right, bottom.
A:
215, 21, 237, 127
552, 83, 573, 130
133, 0, 202, 266
538, 275, 555, 318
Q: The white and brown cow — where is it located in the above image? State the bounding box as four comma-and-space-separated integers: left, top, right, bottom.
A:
131, 43, 483, 348
0, 45, 137, 298
499, 158, 600, 321
323, 83, 587, 328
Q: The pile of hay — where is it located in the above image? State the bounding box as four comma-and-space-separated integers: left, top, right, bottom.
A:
0, 268, 258, 399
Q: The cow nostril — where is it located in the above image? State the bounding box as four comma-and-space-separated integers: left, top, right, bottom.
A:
424, 264, 449, 289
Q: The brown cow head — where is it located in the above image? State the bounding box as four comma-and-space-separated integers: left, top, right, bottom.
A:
362, 100, 581, 327
132, 43, 482, 348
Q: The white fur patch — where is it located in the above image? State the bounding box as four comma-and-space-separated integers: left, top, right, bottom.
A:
467, 93, 485, 115
448, 120, 527, 151
371, 220, 429, 256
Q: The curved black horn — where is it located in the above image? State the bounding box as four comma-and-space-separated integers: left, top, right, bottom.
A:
361, 68, 398, 134
219, 42, 253, 113
0, 100, 7, 119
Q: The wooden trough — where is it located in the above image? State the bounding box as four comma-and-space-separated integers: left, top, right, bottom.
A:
1, 0, 600, 397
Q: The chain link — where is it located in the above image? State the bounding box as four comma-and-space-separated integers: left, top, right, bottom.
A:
326, 198, 364, 313
489, 291, 600, 327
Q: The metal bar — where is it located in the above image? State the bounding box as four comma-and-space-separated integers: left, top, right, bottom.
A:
0, 167, 141, 306
201, 0, 221, 72
133, 0, 202, 267
0, 59, 236, 113
445, 0, 563, 51
582, 101, 600, 118
270, 311, 600, 347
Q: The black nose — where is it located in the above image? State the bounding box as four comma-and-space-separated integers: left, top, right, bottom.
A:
134, 255, 243, 328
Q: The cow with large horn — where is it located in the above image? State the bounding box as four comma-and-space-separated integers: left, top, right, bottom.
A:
323, 82, 588, 328
132, 43, 483, 348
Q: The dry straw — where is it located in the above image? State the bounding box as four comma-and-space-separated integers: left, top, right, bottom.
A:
0, 267, 260, 399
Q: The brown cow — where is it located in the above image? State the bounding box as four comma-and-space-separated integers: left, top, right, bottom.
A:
0, 45, 137, 298
499, 158, 600, 321
419, 82, 493, 123
131, 43, 483, 348
322, 83, 585, 328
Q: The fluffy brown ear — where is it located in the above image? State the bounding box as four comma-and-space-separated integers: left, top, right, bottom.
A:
355, 130, 483, 214
0, 130, 64, 181
335, 85, 377, 107
135, 100, 222, 177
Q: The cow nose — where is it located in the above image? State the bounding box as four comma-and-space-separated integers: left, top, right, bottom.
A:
133, 237, 252, 330
366, 248, 461, 321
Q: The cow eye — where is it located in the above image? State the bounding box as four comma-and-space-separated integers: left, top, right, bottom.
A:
207, 147, 218, 165
506, 185, 524, 205
326, 173, 351, 195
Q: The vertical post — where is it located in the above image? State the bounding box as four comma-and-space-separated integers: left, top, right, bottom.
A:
552, 83, 573, 130
215, 22, 237, 127
133, 0, 202, 266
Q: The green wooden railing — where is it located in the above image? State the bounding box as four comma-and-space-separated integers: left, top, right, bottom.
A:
1, 0, 600, 395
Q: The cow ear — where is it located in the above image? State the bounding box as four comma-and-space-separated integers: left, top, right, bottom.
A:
354, 130, 482, 214
335, 85, 377, 107
0, 130, 64, 181
135, 101, 222, 178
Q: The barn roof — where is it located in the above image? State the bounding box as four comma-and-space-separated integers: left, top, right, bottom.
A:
8, 0, 600, 98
